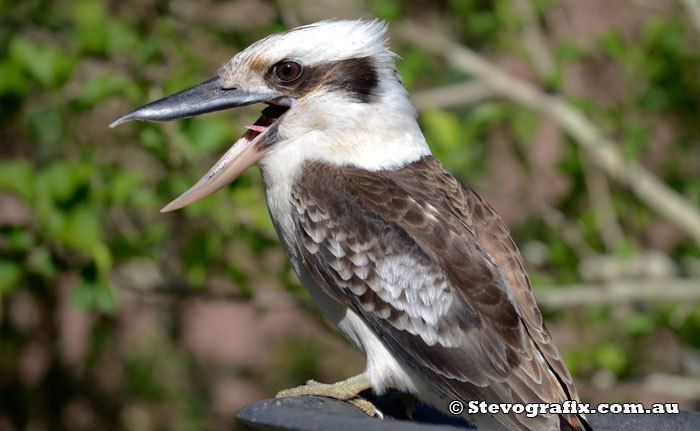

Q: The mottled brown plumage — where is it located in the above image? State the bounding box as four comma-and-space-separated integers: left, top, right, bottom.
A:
290, 156, 588, 430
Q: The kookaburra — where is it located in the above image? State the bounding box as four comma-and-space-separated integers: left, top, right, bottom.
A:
112, 20, 591, 431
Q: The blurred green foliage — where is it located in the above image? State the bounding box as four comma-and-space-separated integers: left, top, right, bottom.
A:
1, 0, 700, 430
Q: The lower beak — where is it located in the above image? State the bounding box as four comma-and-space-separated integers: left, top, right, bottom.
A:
159, 134, 262, 212
110, 77, 284, 212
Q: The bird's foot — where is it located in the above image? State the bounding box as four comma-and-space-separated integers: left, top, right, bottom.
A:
275, 373, 383, 418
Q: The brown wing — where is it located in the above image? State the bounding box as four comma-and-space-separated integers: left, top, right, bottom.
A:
290, 156, 586, 431
389, 156, 580, 401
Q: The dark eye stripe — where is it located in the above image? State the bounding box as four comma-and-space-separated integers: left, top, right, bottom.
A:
324, 57, 379, 103
265, 57, 379, 103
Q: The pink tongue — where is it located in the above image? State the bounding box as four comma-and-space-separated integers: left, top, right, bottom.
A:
241, 104, 287, 141
245, 125, 268, 133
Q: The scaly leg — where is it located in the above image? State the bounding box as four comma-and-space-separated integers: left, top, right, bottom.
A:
276, 372, 382, 418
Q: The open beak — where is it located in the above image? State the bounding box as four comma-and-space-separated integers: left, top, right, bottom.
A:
110, 77, 292, 212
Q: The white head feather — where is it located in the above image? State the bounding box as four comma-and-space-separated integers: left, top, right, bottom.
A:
221, 20, 431, 175
241, 20, 394, 68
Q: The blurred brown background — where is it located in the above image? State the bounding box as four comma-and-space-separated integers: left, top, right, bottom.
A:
1, 0, 700, 430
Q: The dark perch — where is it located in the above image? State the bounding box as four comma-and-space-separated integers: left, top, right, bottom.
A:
235, 392, 700, 431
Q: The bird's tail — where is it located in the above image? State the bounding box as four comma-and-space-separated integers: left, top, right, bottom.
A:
560, 413, 594, 431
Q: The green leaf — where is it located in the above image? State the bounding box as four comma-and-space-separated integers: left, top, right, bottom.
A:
59, 206, 103, 254
625, 311, 657, 336
557, 40, 586, 63
70, 281, 94, 310
396, 50, 431, 90
27, 247, 57, 278
0, 60, 29, 97
0, 261, 21, 297
71, 0, 109, 54
594, 343, 628, 374
370, 0, 402, 21
110, 171, 145, 205
91, 242, 113, 276
105, 20, 139, 54
94, 281, 117, 314
0, 159, 34, 201
184, 116, 233, 158
511, 109, 538, 142
422, 109, 463, 150
140, 127, 168, 156
28, 107, 64, 147
622, 125, 650, 160
78, 74, 140, 107
71, 0, 139, 56
600, 31, 627, 61
70, 280, 117, 313
187, 264, 206, 288
9, 36, 75, 88
34, 162, 93, 206
4, 229, 33, 251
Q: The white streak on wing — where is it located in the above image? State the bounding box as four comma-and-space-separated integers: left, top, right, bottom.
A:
425, 203, 441, 222
327, 237, 344, 258
349, 240, 373, 254
303, 241, 319, 254
304, 226, 326, 243
307, 207, 328, 223
371, 253, 458, 347
348, 253, 369, 267
354, 264, 370, 280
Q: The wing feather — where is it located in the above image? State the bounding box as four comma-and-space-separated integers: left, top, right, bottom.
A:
290, 156, 585, 431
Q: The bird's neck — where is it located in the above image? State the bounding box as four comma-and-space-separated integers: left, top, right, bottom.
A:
314, 77, 431, 171
259, 77, 430, 202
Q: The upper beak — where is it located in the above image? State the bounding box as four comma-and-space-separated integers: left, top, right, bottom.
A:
109, 77, 276, 127
110, 77, 284, 213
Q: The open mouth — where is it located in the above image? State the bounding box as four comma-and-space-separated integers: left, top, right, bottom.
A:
109, 77, 297, 212
243, 98, 294, 142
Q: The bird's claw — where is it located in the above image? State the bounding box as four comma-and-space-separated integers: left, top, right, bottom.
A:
275, 374, 382, 418
348, 397, 384, 418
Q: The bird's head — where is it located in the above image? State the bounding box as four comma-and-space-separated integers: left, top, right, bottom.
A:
111, 20, 428, 212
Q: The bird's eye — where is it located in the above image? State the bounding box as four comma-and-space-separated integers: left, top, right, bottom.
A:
274, 61, 303, 82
